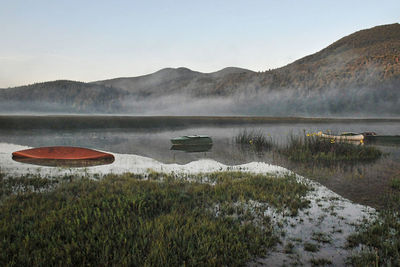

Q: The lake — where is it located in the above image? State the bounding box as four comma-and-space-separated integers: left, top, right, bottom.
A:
1, 115, 400, 208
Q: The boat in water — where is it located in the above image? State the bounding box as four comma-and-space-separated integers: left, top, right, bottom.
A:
170, 135, 212, 146
12, 146, 115, 167
319, 132, 364, 141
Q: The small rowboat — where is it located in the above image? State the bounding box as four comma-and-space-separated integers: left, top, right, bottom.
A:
319, 132, 364, 141
12, 146, 114, 160
170, 135, 212, 146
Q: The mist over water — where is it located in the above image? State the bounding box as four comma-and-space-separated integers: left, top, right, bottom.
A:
113, 86, 400, 117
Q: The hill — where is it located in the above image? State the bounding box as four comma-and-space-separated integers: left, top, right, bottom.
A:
1, 23, 399, 115
260, 23, 400, 91
0, 80, 128, 113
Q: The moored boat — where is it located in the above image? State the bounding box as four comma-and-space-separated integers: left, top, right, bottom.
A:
319, 132, 364, 141
170, 135, 213, 146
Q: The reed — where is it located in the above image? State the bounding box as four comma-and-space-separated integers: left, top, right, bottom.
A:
280, 133, 382, 163
390, 177, 400, 191
347, 181, 400, 266
235, 129, 273, 151
347, 208, 400, 266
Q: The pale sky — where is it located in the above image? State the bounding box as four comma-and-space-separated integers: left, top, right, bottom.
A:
1, 0, 399, 88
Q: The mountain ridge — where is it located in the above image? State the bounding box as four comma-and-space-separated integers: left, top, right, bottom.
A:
1, 23, 399, 115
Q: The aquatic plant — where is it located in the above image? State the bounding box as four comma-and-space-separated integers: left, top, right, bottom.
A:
347, 182, 400, 266
347, 209, 400, 266
390, 177, 400, 191
235, 129, 273, 151
280, 133, 382, 163
304, 242, 319, 252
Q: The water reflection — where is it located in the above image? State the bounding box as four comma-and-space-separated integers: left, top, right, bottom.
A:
170, 144, 213, 153
365, 136, 400, 146
12, 157, 115, 168
1, 117, 399, 208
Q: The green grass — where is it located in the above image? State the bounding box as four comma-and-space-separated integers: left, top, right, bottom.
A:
304, 242, 319, 252
0, 171, 310, 266
280, 134, 382, 163
347, 195, 400, 266
390, 177, 400, 190
235, 129, 273, 151
311, 232, 332, 244
0, 174, 62, 203
284, 242, 295, 254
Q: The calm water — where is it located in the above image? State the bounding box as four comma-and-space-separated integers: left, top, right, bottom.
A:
1, 116, 400, 208
1, 117, 399, 164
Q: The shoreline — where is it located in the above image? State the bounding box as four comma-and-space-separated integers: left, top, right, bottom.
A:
1, 115, 400, 130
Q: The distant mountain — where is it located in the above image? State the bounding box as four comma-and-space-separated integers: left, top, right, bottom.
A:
93, 67, 254, 97
1, 23, 399, 115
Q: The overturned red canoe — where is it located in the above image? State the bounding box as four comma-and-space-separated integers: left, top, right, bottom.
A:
12, 146, 115, 161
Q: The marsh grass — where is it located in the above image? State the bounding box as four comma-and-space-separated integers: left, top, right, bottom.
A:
347, 189, 400, 266
390, 177, 400, 190
311, 232, 332, 244
304, 242, 319, 252
0, 171, 310, 266
235, 129, 273, 151
0, 174, 61, 202
280, 134, 382, 164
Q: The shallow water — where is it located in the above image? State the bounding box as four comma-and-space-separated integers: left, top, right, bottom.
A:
1, 116, 399, 165
1, 117, 400, 206
0, 142, 376, 266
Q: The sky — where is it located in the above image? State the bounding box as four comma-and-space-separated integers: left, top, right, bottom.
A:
0, 0, 399, 88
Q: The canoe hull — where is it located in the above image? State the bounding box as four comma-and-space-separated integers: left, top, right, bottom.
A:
12, 146, 115, 160
13, 157, 115, 167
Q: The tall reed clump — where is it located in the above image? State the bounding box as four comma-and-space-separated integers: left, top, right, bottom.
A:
280, 133, 382, 163
0, 171, 311, 266
235, 129, 273, 151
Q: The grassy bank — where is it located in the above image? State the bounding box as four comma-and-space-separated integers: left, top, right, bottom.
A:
347, 183, 400, 266
0, 171, 310, 266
